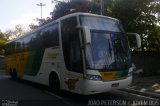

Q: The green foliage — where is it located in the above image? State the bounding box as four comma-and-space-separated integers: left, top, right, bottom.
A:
0, 31, 7, 55
52, 0, 98, 20
0, 31, 4, 39
2, 24, 28, 40
0, 31, 7, 45
107, 0, 160, 51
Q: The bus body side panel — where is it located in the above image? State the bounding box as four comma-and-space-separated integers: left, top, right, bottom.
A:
5, 52, 30, 78
22, 47, 63, 86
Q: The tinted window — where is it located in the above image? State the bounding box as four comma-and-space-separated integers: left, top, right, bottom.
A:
42, 23, 59, 48
80, 15, 124, 32
29, 32, 43, 50
15, 39, 23, 52
61, 17, 83, 73
23, 35, 32, 51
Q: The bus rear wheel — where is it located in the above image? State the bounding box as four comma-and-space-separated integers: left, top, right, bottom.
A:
49, 73, 61, 94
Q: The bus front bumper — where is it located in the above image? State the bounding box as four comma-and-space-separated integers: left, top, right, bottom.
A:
82, 76, 132, 95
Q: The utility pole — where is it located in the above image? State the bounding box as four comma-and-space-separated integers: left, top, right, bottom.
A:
37, 3, 46, 19
100, 0, 104, 15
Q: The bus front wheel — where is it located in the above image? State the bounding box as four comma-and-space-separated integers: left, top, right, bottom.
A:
49, 73, 61, 94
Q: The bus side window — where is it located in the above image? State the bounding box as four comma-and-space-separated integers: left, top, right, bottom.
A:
61, 17, 83, 73
15, 39, 23, 53
30, 32, 43, 50
42, 23, 59, 48
23, 35, 32, 51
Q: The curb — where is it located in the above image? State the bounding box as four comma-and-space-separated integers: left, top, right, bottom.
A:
122, 88, 160, 99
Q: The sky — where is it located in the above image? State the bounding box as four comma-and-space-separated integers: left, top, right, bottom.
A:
0, 0, 56, 32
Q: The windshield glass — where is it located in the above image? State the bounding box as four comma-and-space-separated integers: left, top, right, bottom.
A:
86, 30, 131, 70
80, 15, 124, 32
80, 15, 131, 70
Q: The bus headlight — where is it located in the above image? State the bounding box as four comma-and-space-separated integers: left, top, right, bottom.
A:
86, 74, 102, 81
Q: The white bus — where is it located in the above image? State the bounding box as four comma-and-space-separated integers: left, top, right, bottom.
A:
4, 12, 141, 95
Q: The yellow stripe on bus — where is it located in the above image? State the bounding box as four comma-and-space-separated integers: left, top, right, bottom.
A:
100, 71, 127, 81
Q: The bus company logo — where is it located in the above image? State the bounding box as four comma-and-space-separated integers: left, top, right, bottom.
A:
46, 53, 59, 59
65, 78, 79, 90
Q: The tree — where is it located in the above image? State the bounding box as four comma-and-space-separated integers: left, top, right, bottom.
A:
4, 24, 29, 40
13, 24, 27, 38
28, 17, 53, 30
108, 0, 160, 51
29, 24, 39, 30
0, 31, 6, 40
0, 31, 7, 45
0, 30, 7, 55
3, 30, 14, 40
51, 0, 97, 20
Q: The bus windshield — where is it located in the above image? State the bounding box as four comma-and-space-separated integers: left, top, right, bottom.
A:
80, 15, 124, 32
80, 15, 131, 70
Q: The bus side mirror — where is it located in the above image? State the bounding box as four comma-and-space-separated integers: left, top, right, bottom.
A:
82, 26, 91, 44
126, 33, 141, 49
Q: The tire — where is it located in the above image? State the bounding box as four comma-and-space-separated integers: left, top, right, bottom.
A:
49, 73, 61, 94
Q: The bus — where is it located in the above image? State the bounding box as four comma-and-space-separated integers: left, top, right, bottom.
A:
4, 12, 141, 95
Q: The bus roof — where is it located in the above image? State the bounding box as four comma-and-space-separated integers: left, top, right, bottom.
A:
58, 12, 119, 22
5, 12, 119, 44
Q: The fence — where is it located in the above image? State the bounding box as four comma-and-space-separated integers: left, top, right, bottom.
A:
132, 51, 160, 76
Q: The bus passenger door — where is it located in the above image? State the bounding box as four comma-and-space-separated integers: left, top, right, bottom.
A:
61, 16, 84, 92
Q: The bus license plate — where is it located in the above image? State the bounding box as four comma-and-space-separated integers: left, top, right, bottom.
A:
111, 83, 119, 87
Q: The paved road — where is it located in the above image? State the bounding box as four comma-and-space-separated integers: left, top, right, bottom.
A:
0, 74, 159, 106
